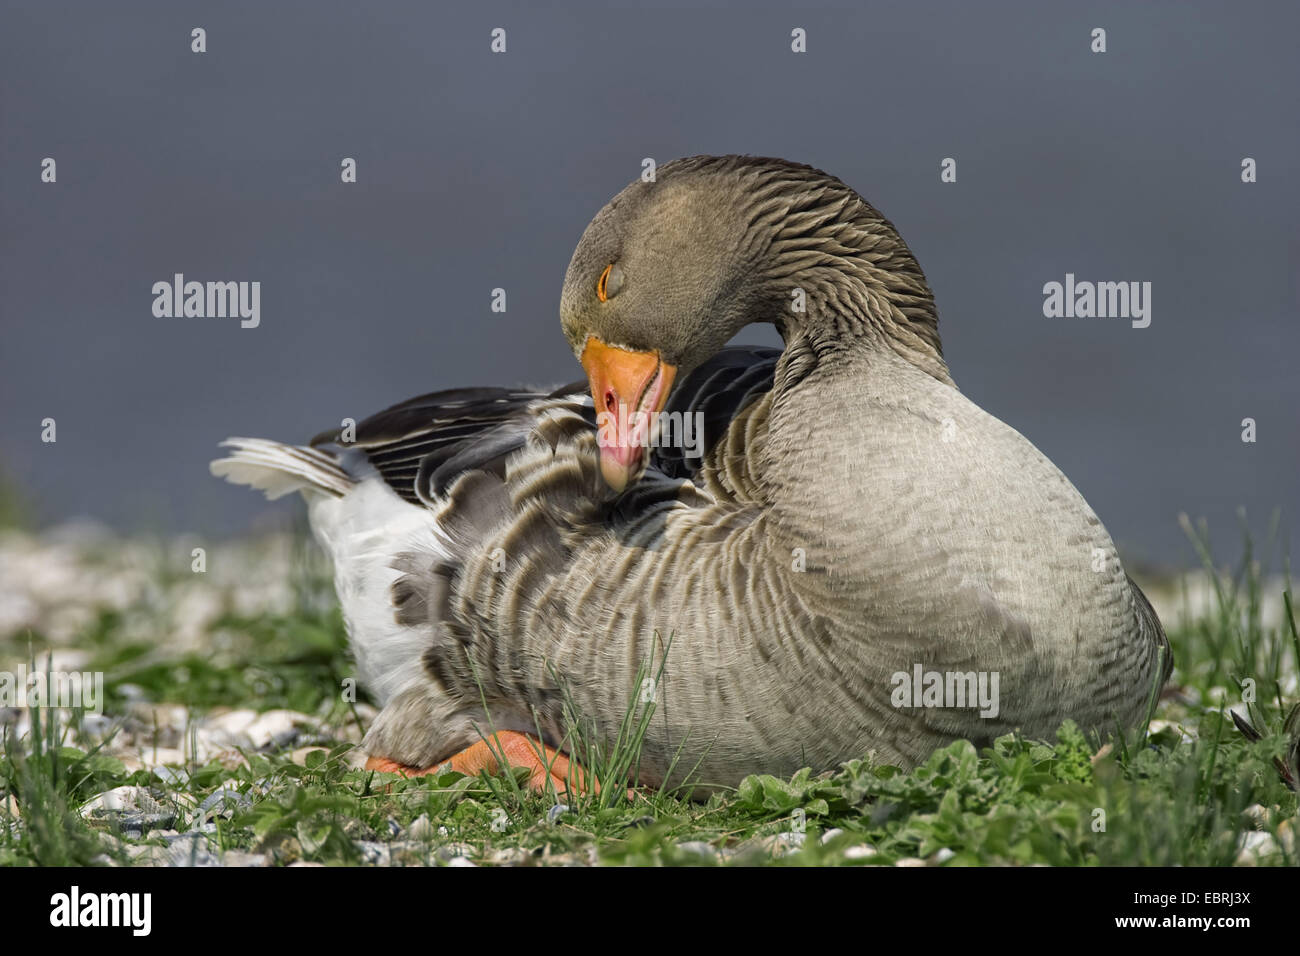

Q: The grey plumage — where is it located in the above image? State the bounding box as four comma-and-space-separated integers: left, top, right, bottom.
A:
213, 155, 1171, 792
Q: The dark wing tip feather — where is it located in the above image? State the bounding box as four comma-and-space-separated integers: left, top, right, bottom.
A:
313, 347, 779, 505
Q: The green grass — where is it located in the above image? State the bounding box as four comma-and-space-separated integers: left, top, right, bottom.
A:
1, 518, 1296, 867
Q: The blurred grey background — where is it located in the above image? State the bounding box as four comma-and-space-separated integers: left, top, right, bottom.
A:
1, 0, 1296, 566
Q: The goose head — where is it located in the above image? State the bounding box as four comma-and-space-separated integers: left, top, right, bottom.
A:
560, 155, 947, 491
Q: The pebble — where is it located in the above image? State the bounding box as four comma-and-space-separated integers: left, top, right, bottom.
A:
210, 749, 249, 771
1242, 804, 1271, 827
127, 703, 189, 732
547, 804, 571, 824
843, 845, 877, 860
196, 786, 252, 821
1234, 830, 1280, 865
135, 747, 187, 770
355, 841, 392, 866
192, 708, 316, 761
196, 708, 256, 740
771, 831, 806, 851
725, 831, 806, 860
152, 766, 189, 787
894, 857, 927, 867
445, 856, 476, 867
125, 812, 178, 836
81, 786, 160, 815
290, 746, 329, 766
79, 714, 117, 739
435, 843, 477, 862
142, 833, 223, 867
932, 848, 956, 864
407, 814, 435, 841
343, 817, 377, 842
675, 841, 718, 859
391, 841, 443, 867
197, 707, 304, 749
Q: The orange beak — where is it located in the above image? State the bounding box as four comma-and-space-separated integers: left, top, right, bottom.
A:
580, 337, 678, 491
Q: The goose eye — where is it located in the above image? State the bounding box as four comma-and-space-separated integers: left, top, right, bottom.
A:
596, 263, 623, 302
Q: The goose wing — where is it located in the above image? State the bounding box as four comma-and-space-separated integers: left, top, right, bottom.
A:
308, 345, 781, 506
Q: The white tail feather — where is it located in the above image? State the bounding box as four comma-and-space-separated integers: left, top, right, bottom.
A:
210, 437, 353, 500
212, 435, 449, 706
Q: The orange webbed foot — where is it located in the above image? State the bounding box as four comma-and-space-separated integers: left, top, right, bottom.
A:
365, 730, 597, 797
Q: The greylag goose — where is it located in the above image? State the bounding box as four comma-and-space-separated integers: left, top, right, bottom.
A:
212, 155, 1170, 793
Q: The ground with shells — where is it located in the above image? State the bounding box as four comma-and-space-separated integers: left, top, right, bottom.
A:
1, 517, 1296, 867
